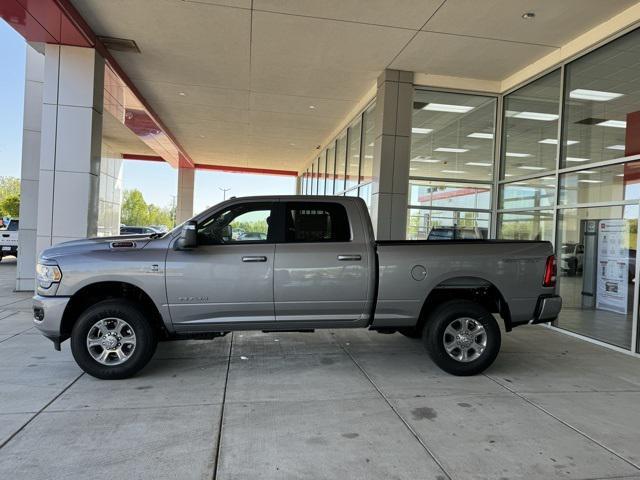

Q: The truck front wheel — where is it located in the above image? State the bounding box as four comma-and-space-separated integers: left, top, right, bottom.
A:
423, 300, 501, 376
70, 299, 158, 379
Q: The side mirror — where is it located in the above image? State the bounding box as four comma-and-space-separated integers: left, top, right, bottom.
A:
175, 220, 197, 250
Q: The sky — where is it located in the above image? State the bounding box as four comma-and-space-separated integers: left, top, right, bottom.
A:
0, 19, 295, 212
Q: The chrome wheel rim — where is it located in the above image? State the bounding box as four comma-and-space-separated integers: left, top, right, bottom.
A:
86, 317, 137, 366
442, 317, 487, 363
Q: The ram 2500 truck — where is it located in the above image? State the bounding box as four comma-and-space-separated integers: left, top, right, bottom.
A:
33, 196, 561, 379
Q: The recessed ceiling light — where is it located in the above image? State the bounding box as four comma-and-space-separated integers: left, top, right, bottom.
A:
435, 147, 469, 153
518, 166, 546, 171
412, 127, 434, 134
606, 144, 626, 151
199, 134, 205, 139
423, 103, 474, 113
309, 105, 316, 109
522, 12, 535, 19
505, 152, 532, 158
178, 92, 186, 96
467, 132, 494, 139
289, 143, 296, 146
597, 120, 627, 129
513, 111, 559, 121
569, 89, 624, 102
566, 157, 589, 162
441, 169, 466, 174
465, 162, 492, 166
538, 138, 579, 145
579, 179, 603, 183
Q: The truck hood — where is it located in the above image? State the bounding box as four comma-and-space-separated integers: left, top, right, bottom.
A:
40, 234, 155, 261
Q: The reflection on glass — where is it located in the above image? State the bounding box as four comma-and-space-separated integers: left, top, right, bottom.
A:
562, 29, 640, 168
318, 152, 326, 195
335, 133, 347, 193
326, 142, 336, 195
559, 160, 640, 205
500, 177, 556, 209
406, 208, 490, 240
359, 183, 372, 211
346, 118, 362, 191
311, 159, 316, 195
361, 103, 376, 184
556, 205, 638, 349
498, 210, 554, 241
303, 170, 309, 194
411, 89, 496, 182
502, 69, 561, 178
409, 180, 491, 210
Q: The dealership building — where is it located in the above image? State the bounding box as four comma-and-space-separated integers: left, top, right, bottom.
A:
2, 0, 640, 356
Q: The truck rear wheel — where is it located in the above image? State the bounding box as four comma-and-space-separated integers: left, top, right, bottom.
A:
70, 299, 158, 379
423, 300, 500, 376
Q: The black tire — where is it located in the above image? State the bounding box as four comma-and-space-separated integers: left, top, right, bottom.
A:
399, 326, 422, 339
423, 299, 501, 376
70, 299, 158, 379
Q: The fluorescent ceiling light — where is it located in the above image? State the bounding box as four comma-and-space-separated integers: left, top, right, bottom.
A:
566, 157, 589, 162
423, 103, 474, 113
518, 166, 546, 171
597, 120, 627, 129
538, 138, 579, 145
505, 152, 532, 158
412, 127, 434, 134
465, 162, 492, 166
579, 170, 596, 174
467, 132, 494, 139
578, 179, 603, 183
504, 174, 514, 177
513, 111, 559, 121
512, 182, 529, 185
409, 167, 418, 171
569, 89, 624, 102
505, 110, 519, 117
412, 157, 440, 163
616, 174, 625, 177
441, 170, 466, 174
541, 176, 555, 180
435, 147, 469, 153
606, 145, 626, 151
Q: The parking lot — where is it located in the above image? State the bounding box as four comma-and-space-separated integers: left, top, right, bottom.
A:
1, 258, 639, 480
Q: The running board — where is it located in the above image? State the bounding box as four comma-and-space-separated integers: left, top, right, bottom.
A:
262, 329, 315, 333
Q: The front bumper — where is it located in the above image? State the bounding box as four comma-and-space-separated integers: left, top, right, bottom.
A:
33, 295, 70, 349
530, 295, 562, 324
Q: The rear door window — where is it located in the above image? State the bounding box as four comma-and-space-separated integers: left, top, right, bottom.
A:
284, 202, 350, 242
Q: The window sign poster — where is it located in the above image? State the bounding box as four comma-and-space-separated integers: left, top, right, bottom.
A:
596, 219, 629, 314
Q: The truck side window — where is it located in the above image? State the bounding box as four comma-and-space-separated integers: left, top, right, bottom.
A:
197, 203, 274, 245
285, 202, 350, 242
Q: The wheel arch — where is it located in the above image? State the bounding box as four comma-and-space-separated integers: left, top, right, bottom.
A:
60, 281, 167, 341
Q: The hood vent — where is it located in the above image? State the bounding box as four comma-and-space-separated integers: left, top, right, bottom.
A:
111, 241, 137, 249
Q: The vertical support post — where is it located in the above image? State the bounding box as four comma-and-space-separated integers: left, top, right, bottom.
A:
176, 167, 195, 224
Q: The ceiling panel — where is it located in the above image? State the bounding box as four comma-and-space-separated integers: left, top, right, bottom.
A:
423, 0, 638, 47
391, 31, 556, 80
253, 0, 443, 29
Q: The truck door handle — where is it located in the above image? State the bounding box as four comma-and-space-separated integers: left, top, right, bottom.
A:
242, 256, 267, 262
337, 254, 361, 261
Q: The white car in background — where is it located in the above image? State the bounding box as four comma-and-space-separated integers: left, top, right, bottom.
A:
561, 243, 584, 276
0, 219, 19, 261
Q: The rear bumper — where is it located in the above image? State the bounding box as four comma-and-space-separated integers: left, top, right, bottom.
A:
33, 295, 70, 348
530, 295, 562, 324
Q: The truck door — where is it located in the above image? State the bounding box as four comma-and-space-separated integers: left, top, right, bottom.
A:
166, 201, 276, 331
273, 200, 370, 327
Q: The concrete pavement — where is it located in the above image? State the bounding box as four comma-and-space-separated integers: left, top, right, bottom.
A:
1, 257, 640, 480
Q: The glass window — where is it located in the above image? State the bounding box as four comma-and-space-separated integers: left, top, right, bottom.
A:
556, 205, 637, 348
326, 142, 336, 195
197, 203, 274, 245
285, 202, 351, 242
500, 177, 557, 209
346, 118, 362, 191
562, 29, 640, 168
358, 183, 372, 211
361, 103, 376, 184
502, 69, 561, 178
406, 208, 490, 240
559, 160, 640, 205
302, 172, 307, 195
318, 152, 326, 195
335, 133, 347, 193
409, 180, 491, 210
498, 210, 554, 241
311, 160, 317, 195
411, 89, 497, 182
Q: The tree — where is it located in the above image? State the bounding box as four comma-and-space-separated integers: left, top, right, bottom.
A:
120, 189, 175, 228
0, 195, 20, 218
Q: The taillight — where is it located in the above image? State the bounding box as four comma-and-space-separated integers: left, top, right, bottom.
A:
543, 255, 557, 287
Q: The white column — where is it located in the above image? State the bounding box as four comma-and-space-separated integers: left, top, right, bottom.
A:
176, 167, 195, 224
16, 44, 45, 291
36, 45, 104, 254
97, 142, 123, 237
370, 70, 413, 240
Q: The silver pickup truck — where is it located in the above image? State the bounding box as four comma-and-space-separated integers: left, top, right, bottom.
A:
33, 195, 561, 379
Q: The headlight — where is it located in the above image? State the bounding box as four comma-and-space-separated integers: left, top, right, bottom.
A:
36, 263, 62, 289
